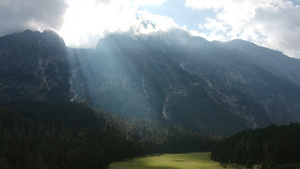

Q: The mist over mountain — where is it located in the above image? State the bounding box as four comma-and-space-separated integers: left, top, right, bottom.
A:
1, 29, 300, 134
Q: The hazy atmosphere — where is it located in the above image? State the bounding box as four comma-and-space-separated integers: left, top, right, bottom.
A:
0, 0, 300, 57
1, 1, 300, 169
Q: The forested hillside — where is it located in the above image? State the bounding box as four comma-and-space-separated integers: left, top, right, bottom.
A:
0, 101, 216, 169
211, 123, 300, 169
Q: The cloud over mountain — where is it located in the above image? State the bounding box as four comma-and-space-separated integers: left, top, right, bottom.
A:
0, 0, 299, 58
59, 0, 178, 48
0, 0, 68, 36
185, 0, 300, 58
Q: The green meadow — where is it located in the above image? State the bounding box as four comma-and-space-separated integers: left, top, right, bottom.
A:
109, 152, 251, 169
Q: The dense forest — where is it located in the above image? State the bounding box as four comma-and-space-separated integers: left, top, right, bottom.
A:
0, 101, 216, 169
2, 101, 299, 169
211, 123, 300, 169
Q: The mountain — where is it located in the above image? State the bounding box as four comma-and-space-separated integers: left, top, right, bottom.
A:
1, 29, 300, 134
69, 32, 247, 133
0, 30, 70, 102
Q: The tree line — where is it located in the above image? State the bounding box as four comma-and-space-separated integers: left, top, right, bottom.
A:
211, 123, 300, 169
0, 101, 217, 169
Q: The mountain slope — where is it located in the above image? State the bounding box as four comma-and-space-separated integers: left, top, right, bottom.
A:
0, 30, 70, 102
69, 33, 246, 133
1, 30, 300, 134
214, 39, 300, 85
160, 33, 300, 129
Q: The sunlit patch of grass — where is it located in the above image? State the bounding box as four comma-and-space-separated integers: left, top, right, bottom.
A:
109, 152, 249, 169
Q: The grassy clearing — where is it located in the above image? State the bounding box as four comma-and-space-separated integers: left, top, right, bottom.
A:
109, 152, 252, 169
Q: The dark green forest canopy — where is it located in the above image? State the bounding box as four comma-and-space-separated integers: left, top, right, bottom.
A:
0, 101, 216, 169
1, 101, 299, 169
211, 123, 300, 169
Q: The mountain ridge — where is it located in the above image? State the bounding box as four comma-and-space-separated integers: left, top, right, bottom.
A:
1, 29, 300, 134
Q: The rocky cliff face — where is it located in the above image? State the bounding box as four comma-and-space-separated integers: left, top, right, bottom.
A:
174, 38, 300, 129
0, 30, 70, 102
1, 30, 300, 134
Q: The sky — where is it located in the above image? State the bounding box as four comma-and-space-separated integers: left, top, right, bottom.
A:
0, 0, 300, 58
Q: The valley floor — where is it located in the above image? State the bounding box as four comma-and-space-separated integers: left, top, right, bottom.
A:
109, 152, 256, 169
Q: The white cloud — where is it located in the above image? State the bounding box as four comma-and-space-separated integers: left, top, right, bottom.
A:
59, 0, 137, 48
95, 0, 168, 7
138, 11, 178, 32
185, 0, 300, 58
201, 18, 231, 34
3, 0, 297, 58
254, 4, 300, 51
131, 0, 169, 7
0, 0, 172, 48
185, 0, 230, 10
0, 0, 68, 36
59, 0, 177, 48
